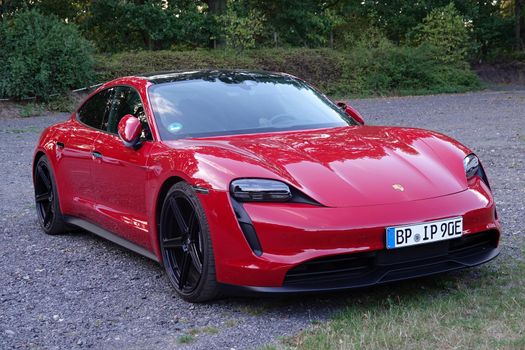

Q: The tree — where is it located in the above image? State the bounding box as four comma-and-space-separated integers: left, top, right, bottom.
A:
411, 3, 469, 63
246, 0, 342, 47
83, 0, 209, 52
219, 2, 264, 52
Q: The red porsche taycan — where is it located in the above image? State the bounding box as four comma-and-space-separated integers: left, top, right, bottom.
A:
33, 70, 500, 302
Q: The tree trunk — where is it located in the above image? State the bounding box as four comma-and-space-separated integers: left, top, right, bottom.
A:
516, 0, 525, 51
206, 0, 226, 49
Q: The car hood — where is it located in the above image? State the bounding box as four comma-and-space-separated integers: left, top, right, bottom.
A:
163, 126, 470, 207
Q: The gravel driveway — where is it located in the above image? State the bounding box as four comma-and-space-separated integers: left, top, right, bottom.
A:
1, 89, 524, 350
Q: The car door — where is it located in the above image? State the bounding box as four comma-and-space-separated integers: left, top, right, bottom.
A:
90, 86, 154, 249
56, 87, 114, 220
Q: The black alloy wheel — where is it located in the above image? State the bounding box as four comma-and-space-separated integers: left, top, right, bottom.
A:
34, 156, 67, 234
160, 182, 219, 302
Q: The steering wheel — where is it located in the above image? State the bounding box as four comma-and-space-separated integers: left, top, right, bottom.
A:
268, 113, 297, 127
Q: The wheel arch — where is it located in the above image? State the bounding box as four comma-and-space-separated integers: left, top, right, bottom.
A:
153, 176, 186, 264
32, 150, 46, 178
32, 149, 68, 228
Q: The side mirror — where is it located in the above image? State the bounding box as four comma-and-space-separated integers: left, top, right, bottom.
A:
117, 114, 142, 148
336, 101, 365, 125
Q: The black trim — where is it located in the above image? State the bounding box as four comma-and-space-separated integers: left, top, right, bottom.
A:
64, 216, 159, 262
230, 198, 263, 256
192, 186, 210, 194
220, 230, 500, 295
477, 164, 491, 190
76, 85, 154, 141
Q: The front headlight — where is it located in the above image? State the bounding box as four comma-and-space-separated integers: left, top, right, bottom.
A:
464, 154, 480, 179
230, 179, 292, 202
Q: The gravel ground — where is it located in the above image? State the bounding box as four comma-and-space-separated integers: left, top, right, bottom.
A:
1, 89, 524, 350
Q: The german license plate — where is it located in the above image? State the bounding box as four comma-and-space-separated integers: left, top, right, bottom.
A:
386, 217, 463, 249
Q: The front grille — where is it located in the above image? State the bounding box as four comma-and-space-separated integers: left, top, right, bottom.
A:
283, 230, 499, 288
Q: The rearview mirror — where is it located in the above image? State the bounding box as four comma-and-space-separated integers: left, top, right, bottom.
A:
336, 101, 365, 125
117, 114, 142, 148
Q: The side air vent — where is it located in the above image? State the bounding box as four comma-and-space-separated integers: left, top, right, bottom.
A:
231, 198, 263, 256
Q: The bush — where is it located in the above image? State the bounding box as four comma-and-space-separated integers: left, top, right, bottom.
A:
94, 47, 480, 98
0, 10, 94, 101
344, 43, 480, 96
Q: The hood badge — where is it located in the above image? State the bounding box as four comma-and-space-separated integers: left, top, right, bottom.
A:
392, 184, 405, 192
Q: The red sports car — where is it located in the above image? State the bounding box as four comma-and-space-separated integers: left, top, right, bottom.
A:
33, 70, 500, 302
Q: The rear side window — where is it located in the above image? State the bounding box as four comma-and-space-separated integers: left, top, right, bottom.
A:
77, 88, 114, 130
106, 86, 152, 140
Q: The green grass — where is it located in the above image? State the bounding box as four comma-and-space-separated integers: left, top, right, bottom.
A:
270, 255, 524, 350
177, 334, 195, 344
19, 103, 46, 118
0, 126, 41, 134
187, 326, 219, 336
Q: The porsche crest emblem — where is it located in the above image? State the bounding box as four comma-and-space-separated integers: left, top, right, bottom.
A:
392, 184, 404, 192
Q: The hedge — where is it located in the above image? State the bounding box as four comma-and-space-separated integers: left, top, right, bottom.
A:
95, 47, 480, 98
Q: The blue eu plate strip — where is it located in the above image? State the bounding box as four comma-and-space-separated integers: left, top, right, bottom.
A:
386, 227, 395, 249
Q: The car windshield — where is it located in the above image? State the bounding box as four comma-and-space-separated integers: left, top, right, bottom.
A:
148, 72, 356, 139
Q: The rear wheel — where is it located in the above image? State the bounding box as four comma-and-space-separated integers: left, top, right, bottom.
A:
34, 156, 67, 235
159, 182, 220, 302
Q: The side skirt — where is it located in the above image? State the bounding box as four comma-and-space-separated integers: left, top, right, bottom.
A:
64, 216, 159, 262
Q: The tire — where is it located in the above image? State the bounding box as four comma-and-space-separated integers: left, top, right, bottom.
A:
33, 155, 68, 235
159, 182, 220, 302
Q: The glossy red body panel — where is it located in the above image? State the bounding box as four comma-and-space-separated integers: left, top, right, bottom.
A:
33, 75, 501, 289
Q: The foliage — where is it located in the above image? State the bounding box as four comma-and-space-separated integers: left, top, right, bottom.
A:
95, 47, 480, 98
345, 42, 480, 96
0, 10, 94, 101
245, 0, 339, 47
82, 0, 209, 52
410, 3, 469, 63
219, 3, 264, 52
2, 0, 521, 61
46, 94, 79, 113
343, 26, 392, 50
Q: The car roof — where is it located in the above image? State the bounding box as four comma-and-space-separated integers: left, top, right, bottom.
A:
137, 69, 296, 85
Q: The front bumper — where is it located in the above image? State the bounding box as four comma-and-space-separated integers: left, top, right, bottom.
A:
220, 229, 499, 294
200, 179, 500, 290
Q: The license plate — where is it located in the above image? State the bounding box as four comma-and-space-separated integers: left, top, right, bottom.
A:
386, 217, 463, 249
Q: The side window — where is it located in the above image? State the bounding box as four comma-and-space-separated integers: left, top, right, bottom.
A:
77, 88, 114, 130
106, 86, 152, 140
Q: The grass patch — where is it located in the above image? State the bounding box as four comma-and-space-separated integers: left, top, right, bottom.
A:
0, 126, 41, 134
275, 257, 524, 350
19, 103, 46, 118
187, 326, 219, 336
177, 334, 195, 344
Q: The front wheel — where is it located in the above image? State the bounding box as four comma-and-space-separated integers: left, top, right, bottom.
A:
159, 182, 220, 302
34, 156, 68, 235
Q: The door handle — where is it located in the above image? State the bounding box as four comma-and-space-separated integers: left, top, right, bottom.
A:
56, 141, 64, 149
92, 151, 103, 159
